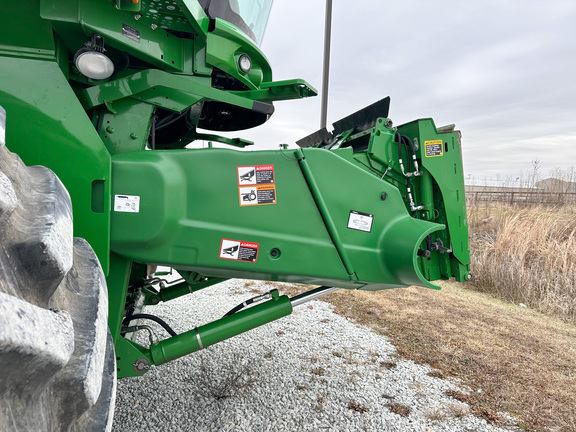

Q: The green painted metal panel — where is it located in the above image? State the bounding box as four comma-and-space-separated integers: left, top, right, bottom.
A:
0, 1, 55, 57
206, 18, 273, 89
300, 148, 445, 290
110, 146, 446, 290
0, 56, 112, 273
398, 119, 470, 277
110, 147, 353, 285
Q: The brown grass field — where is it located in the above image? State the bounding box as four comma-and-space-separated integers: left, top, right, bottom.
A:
468, 203, 576, 323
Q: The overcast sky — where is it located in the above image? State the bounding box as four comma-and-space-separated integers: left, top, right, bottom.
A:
230, 0, 576, 185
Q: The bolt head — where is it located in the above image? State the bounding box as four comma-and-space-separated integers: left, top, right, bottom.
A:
380, 193, 388, 201
133, 357, 150, 374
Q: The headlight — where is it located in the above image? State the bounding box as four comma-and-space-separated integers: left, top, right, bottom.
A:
238, 54, 252, 73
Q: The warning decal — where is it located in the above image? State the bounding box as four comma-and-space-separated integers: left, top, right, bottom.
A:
237, 165, 275, 185
239, 185, 276, 206
219, 239, 259, 263
237, 165, 277, 206
114, 194, 140, 213
347, 210, 374, 232
425, 140, 443, 157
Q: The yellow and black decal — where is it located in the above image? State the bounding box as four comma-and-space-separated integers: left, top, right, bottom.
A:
424, 140, 443, 157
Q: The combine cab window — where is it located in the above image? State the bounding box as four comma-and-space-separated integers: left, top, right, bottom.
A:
202, 0, 274, 45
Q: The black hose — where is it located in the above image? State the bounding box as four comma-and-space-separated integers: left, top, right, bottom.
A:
396, 132, 406, 170
401, 134, 413, 172
124, 313, 177, 337
402, 134, 416, 154
155, 109, 188, 130
223, 298, 256, 317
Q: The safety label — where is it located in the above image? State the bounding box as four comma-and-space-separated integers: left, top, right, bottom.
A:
114, 194, 140, 213
237, 165, 276, 206
219, 239, 259, 262
239, 185, 276, 206
237, 165, 275, 185
425, 140, 443, 157
347, 210, 373, 232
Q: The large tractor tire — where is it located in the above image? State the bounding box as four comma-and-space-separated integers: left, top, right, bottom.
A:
0, 106, 116, 431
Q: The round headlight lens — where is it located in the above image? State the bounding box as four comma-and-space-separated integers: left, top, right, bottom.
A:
75, 51, 115, 80
238, 54, 252, 73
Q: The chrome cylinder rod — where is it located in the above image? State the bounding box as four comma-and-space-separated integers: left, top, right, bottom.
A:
290, 286, 340, 308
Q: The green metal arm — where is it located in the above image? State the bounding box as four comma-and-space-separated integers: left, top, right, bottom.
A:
231, 79, 319, 102
78, 69, 268, 113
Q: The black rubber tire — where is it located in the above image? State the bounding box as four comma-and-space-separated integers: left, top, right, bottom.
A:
0, 106, 116, 431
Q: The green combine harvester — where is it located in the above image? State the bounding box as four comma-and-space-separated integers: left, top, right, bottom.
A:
0, 0, 470, 430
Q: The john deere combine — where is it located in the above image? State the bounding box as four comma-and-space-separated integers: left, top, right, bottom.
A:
0, 0, 470, 430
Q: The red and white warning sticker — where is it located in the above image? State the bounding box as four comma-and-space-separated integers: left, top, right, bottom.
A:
237, 165, 276, 206
219, 239, 259, 262
237, 165, 275, 185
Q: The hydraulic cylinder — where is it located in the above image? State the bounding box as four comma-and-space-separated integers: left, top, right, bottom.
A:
150, 295, 293, 365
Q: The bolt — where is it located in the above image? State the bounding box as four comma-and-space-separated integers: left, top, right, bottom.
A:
150, 297, 159, 305
384, 119, 393, 129
105, 126, 114, 134
380, 193, 388, 201
133, 357, 150, 374
151, 24, 158, 30
134, 14, 142, 20
130, 133, 138, 140
466, 273, 472, 281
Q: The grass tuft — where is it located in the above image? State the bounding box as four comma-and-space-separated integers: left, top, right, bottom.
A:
348, 401, 370, 413
386, 402, 411, 417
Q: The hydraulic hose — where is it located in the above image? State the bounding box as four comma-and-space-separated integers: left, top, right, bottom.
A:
124, 313, 177, 337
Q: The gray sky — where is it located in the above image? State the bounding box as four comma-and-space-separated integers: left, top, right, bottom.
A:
231, 0, 576, 185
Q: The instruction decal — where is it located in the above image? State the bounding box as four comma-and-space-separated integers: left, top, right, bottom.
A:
219, 239, 259, 263
237, 165, 277, 206
424, 139, 443, 157
347, 210, 373, 232
114, 194, 140, 213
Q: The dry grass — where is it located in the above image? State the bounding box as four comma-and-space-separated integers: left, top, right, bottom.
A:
348, 401, 370, 413
468, 203, 576, 323
386, 402, 411, 417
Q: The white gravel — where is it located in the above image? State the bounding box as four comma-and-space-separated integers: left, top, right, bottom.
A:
113, 280, 516, 432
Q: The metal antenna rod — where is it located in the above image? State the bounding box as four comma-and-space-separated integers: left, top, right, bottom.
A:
320, 0, 333, 129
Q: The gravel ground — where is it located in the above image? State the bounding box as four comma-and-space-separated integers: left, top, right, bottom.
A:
113, 280, 516, 432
